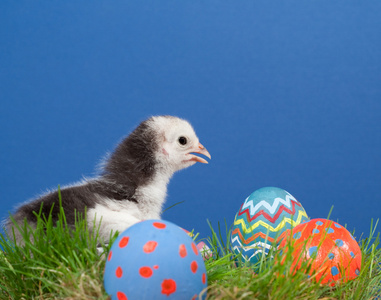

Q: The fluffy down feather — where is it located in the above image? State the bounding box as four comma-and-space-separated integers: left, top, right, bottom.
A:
6, 115, 211, 244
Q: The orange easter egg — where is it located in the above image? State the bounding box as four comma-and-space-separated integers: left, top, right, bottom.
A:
278, 218, 361, 286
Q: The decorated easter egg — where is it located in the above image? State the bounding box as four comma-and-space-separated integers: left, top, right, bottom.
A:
182, 229, 213, 260
196, 241, 213, 260
104, 220, 208, 300
231, 187, 309, 265
278, 218, 362, 285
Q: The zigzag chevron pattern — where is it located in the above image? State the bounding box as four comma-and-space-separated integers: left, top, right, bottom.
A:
231, 228, 277, 244
231, 237, 272, 252
238, 197, 304, 224
234, 208, 308, 235
240, 191, 296, 216
231, 236, 273, 261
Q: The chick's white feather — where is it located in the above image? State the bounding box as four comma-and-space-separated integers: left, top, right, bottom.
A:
89, 170, 171, 240
6, 115, 210, 244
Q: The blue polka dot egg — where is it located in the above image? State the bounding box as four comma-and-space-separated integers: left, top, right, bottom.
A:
104, 220, 207, 300
230, 187, 309, 265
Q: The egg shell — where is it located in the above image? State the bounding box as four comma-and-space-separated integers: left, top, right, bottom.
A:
278, 218, 362, 286
104, 220, 208, 300
231, 187, 309, 265
196, 241, 213, 260
182, 228, 213, 260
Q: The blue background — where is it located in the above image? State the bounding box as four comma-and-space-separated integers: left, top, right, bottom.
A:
1, 1, 380, 242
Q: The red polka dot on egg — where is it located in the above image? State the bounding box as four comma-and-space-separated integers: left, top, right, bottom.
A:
117, 291, 128, 300
161, 279, 177, 296
143, 241, 158, 253
191, 261, 198, 273
179, 244, 187, 258
107, 251, 112, 261
202, 273, 206, 284
119, 236, 129, 248
153, 222, 166, 229
139, 266, 153, 278
191, 243, 198, 255
116, 266, 123, 278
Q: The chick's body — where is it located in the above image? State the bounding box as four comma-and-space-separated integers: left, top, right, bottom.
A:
6, 116, 211, 244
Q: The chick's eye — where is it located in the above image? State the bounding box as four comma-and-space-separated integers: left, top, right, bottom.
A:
178, 136, 188, 146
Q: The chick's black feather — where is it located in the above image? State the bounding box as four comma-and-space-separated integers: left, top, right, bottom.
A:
102, 119, 158, 190
11, 118, 158, 227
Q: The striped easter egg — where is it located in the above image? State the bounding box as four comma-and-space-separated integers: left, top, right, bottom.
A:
231, 187, 309, 266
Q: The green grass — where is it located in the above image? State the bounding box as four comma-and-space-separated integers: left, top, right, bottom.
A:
203, 220, 381, 299
0, 190, 116, 299
0, 193, 380, 299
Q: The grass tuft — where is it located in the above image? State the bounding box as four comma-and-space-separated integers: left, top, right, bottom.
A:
0, 191, 379, 299
0, 187, 117, 299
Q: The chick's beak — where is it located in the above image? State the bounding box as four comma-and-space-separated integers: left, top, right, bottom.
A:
188, 142, 211, 164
